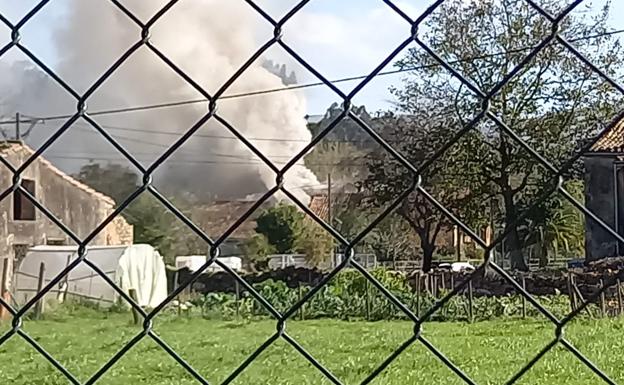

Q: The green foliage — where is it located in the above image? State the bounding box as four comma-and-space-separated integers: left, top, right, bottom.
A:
254, 203, 335, 267
74, 163, 206, 263
295, 220, 335, 266
74, 163, 139, 204
123, 194, 177, 260
385, 0, 623, 269
9, 313, 624, 385
255, 203, 305, 254
195, 270, 590, 322
303, 141, 368, 182
524, 180, 586, 266
243, 234, 276, 270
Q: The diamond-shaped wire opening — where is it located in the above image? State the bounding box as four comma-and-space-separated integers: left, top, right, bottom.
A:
220, 335, 342, 385
88, 338, 205, 385
400, 0, 555, 94
282, 268, 417, 383
32, 1, 140, 95
362, 337, 473, 385
557, 317, 624, 384
0, 335, 77, 385
146, 1, 277, 91
146, 319, 284, 384
279, 0, 412, 95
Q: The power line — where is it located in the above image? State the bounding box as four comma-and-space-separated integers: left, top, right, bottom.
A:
0, 28, 622, 126
44, 152, 369, 167
70, 123, 319, 158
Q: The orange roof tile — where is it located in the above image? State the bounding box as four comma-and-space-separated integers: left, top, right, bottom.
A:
590, 117, 624, 153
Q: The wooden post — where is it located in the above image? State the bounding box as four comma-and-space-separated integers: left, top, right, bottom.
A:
34, 262, 45, 320
0, 258, 10, 320
521, 275, 527, 319
128, 289, 140, 325
235, 280, 241, 319
298, 282, 304, 321
571, 274, 579, 311
566, 272, 574, 312
415, 273, 421, 318
365, 280, 371, 321
450, 273, 455, 291
58, 255, 72, 303
572, 282, 592, 318
600, 279, 606, 318
618, 279, 623, 316
468, 279, 474, 323
432, 274, 438, 299
440, 272, 446, 292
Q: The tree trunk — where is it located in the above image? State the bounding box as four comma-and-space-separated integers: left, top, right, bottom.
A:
503, 191, 529, 271
506, 225, 528, 271
538, 243, 549, 268
421, 243, 435, 272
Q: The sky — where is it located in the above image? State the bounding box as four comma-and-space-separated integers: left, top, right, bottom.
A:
0, 0, 623, 116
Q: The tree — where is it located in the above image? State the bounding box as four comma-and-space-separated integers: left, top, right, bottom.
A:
74, 163, 205, 263
74, 162, 139, 204
363, 112, 487, 272
391, 0, 623, 270
296, 220, 334, 267
243, 233, 276, 271
524, 180, 585, 267
255, 203, 305, 254
366, 215, 419, 265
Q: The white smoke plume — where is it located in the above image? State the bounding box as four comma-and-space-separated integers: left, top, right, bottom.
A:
0, 0, 320, 204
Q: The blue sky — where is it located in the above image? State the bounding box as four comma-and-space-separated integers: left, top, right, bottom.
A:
1, 0, 623, 115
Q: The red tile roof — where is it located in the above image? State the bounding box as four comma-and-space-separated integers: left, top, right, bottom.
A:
590, 117, 624, 154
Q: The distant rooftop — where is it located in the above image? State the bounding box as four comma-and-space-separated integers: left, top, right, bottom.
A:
590, 117, 624, 154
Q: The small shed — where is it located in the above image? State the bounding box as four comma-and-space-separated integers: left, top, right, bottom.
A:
584, 117, 624, 260
14, 244, 167, 308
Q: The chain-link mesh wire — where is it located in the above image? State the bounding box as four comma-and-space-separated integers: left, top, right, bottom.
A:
0, 0, 623, 384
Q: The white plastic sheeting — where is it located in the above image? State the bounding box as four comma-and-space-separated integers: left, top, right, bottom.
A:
15, 244, 167, 308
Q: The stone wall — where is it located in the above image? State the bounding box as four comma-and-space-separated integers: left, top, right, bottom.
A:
0, 143, 133, 259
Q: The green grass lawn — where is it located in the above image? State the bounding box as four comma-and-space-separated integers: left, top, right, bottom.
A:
1, 310, 623, 385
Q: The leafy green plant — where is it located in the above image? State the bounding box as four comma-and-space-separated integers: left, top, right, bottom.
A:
191, 270, 590, 322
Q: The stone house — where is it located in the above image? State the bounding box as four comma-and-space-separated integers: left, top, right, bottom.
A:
584, 117, 624, 260
0, 142, 133, 264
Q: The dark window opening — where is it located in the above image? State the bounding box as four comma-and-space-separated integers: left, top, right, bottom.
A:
13, 179, 36, 221
46, 238, 66, 246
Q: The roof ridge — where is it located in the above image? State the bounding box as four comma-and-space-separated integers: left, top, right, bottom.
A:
6, 143, 116, 206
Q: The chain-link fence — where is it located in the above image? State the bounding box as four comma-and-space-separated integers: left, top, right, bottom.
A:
0, 0, 624, 384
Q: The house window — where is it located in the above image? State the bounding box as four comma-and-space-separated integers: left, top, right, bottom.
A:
13, 179, 36, 221
46, 238, 66, 246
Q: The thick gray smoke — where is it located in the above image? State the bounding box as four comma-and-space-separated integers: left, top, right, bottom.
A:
0, 0, 320, 203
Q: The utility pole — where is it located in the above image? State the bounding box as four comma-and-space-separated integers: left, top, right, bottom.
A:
15, 112, 20, 141
327, 173, 334, 266
327, 173, 332, 227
